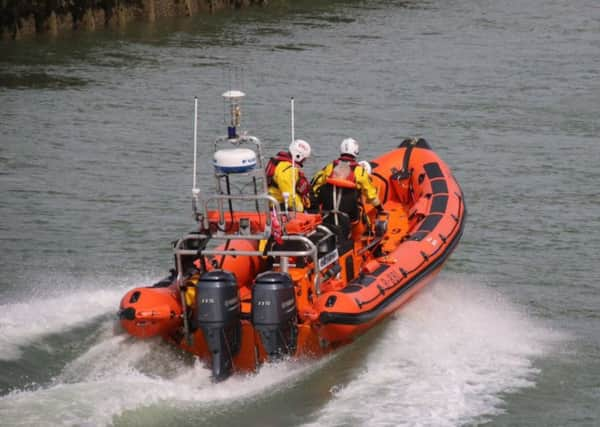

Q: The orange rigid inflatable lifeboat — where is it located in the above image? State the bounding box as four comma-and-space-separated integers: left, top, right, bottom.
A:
118, 91, 466, 380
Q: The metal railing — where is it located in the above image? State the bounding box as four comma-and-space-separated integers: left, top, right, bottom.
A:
201, 193, 280, 232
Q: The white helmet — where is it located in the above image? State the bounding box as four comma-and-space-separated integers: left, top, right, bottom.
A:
340, 137, 359, 157
358, 160, 372, 175
289, 139, 311, 163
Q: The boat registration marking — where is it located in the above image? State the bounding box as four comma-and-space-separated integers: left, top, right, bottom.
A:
379, 269, 403, 290
425, 236, 439, 247
318, 249, 339, 270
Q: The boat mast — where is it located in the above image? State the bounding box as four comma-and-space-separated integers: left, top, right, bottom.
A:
223, 89, 244, 139
192, 97, 201, 221
290, 97, 296, 215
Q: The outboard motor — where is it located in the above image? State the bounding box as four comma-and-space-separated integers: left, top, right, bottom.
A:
252, 271, 298, 359
196, 270, 241, 381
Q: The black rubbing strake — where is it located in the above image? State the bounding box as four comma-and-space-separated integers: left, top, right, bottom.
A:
341, 285, 363, 294
431, 179, 448, 194
430, 195, 448, 214
409, 231, 429, 241
358, 275, 376, 285
372, 264, 390, 276
418, 214, 443, 232
424, 162, 444, 179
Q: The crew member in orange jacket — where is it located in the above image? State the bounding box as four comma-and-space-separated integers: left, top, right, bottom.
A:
311, 137, 383, 212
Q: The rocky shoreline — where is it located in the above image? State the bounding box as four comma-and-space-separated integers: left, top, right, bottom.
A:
1, 0, 268, 40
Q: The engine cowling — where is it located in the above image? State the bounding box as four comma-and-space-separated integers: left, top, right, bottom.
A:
252, 271, 298, 358
196, 270, 241, 381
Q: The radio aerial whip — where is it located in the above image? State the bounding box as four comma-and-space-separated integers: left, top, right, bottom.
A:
290, 97, 296, 214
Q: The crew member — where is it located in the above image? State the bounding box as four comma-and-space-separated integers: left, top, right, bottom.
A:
265, 139, 312, 212
312, 137, 383, 215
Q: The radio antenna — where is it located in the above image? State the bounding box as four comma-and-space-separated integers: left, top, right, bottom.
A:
192, 97, 200, 219
290, 97, 296, 213
193, 97, 198, 191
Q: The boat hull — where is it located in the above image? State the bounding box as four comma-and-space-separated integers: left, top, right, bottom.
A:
118, 137, 466, 378
119, 286, 183, 338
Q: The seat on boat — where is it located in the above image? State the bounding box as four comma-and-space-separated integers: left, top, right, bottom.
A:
269, 225, 339, 268
317, 177, 370, 242
322, 213, 352, 242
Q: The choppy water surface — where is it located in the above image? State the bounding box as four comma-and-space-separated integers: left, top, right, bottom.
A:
1, 0, 598, 425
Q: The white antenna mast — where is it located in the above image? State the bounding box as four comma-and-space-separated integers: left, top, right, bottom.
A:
193, 97, 198, 190
223, 89, 245, 139
291, 97, 295, 142
290, 97, 296, 213
192, 97, 200, 216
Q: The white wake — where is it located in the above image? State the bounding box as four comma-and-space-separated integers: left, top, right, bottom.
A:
303, 275, 564, 427
0, 274, 563, 426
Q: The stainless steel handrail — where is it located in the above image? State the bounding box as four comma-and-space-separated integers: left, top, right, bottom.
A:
201, 193, 281, 231
173, 233, 322, 293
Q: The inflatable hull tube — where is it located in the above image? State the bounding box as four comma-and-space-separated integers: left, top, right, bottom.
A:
118, 286, 183, 338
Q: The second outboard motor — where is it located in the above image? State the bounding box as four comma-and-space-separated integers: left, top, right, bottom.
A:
196, 270, 241, 381
252, 271, 298, 359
